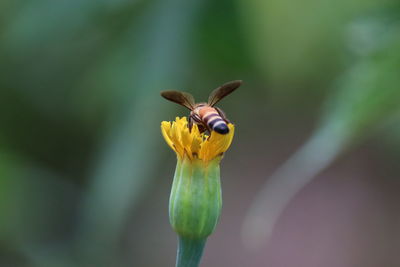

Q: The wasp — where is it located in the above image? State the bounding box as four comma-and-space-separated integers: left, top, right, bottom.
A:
161, 80, 241, 135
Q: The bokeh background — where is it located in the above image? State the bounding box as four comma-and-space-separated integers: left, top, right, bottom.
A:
1, 0, 400, 266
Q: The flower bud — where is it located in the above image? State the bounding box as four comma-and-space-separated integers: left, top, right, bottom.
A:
161, 117, 234, 267
169, 157, 222, 239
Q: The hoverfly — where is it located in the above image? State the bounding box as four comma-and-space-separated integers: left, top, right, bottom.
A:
161, 80, 242, 135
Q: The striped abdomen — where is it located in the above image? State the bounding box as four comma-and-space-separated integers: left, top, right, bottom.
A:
199, 106, 229, 134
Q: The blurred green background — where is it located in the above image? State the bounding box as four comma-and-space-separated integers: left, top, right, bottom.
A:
1, 0, 400, 266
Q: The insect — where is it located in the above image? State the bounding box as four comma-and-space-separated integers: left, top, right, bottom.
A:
161, 80, 241, 135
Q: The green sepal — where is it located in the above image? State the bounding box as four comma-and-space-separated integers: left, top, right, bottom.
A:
169, 156, 222, 239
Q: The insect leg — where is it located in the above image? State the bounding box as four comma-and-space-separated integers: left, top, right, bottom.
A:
188, 116, 194, 132
191, 114, 208, 134
192, 113, 202, 123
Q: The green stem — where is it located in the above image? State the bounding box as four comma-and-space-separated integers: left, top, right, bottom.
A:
176, 236, 206, 267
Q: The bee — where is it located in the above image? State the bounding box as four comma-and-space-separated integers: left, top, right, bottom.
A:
161, 80, 242, 135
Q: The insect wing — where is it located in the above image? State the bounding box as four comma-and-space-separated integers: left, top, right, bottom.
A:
208, 80, 242, 107
161, 90, 195, 110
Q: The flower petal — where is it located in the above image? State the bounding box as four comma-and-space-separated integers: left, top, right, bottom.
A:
161, 117, 234, 162
161, 121, 175, 152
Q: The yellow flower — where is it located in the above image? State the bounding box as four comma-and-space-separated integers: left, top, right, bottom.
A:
162, 117, 234, 264
161, 117, 234, 162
